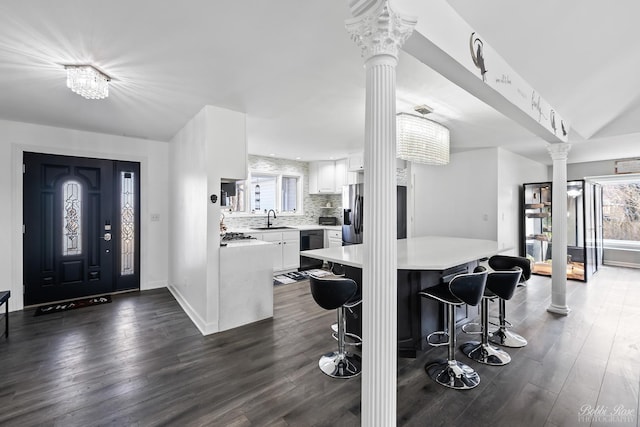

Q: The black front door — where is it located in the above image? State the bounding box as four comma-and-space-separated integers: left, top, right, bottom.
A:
23, 152, 140, 306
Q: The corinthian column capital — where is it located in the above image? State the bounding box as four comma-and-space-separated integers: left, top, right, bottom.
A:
345, 1, 416, 61
546, 142, 572, 161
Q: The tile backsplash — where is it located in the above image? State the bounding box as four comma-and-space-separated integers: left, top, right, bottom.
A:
222, 155, 342, 229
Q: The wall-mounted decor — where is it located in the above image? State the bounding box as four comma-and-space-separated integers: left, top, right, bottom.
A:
615, 158, 640, 174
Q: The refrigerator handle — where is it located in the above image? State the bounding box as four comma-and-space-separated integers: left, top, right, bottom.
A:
343, 208, 352, 225
355, 195, 363, 234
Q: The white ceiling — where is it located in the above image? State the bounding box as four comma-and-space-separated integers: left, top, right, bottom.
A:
1, 0, 639, 165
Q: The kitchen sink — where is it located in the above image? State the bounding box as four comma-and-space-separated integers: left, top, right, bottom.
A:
252, 226, 294, 230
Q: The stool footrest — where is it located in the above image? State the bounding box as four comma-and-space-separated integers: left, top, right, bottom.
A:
426, 331, 449, 347
332, 331, 362, 346
461, 322, 482, 335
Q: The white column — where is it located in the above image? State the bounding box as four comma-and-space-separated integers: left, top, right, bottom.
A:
547, 142, 572, 315
346, 2, 415, 426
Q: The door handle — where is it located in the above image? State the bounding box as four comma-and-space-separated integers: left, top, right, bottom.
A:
101, 233, 112, 241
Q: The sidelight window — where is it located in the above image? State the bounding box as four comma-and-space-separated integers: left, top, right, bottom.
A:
62, 180, 82, 256
120, 172, 135, 275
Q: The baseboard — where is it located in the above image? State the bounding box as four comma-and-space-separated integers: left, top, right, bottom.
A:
603, 261, 640, 269
141, 280, 167, 290
167, 284, 219, 335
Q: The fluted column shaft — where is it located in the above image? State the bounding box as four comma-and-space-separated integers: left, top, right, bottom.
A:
547, 142, 572, 315
363, 54, 398, 426
346, 2, 415, 426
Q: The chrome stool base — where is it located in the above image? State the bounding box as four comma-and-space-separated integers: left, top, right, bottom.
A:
489, 328, 528, 348
460, 341, 511, 366
319, 352, 362, 379
425, 359, 480, 390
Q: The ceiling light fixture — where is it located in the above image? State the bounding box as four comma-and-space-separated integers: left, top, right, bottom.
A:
396, 105, 450, 165
65, 65, 110, 99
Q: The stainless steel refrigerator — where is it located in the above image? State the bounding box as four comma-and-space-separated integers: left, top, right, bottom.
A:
342, 184, 407, 245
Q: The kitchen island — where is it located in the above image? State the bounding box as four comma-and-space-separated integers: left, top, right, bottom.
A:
302, 236, 501, 357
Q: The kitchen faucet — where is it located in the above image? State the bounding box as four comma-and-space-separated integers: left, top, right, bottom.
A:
267, 209, 277, 228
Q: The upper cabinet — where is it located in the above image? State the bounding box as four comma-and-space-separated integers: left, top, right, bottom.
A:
309, 161, 336, 194
309, 158, 358, 194
347, 153, 364, 172
334, 159, 347, 192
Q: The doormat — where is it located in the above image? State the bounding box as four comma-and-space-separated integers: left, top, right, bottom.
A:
34, 295, 112, 316
273, 269, 333, 285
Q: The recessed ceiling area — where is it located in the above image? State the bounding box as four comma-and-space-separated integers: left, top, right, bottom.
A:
0, 1, 638, 165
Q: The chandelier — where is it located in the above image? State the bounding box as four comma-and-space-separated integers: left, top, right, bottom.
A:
65, 65, 110, 99
396, 105, 450, 165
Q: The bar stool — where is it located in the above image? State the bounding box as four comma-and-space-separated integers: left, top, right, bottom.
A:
460, 267, 522, 366
487, 255, 530, 348
420, 269, 488, 390
309, 276, 362, 379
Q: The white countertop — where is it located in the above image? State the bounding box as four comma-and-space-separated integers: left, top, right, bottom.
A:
221, 239, 273, 248
301, 236, 501, 270
228, 224, 341, 234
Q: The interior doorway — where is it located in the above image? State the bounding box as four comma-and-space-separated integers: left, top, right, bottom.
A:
23, 152, 141, 306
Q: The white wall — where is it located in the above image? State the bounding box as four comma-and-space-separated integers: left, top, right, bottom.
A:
1, 119, 170, 311
168, 105, 246, 335
413, 148, 498, 240
497, 148, 549, 254
169, 108, 215, 332
412, 147, 548, 254
567, 159, 619, 180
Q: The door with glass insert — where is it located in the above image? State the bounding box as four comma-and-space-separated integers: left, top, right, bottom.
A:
23, 152, 140, 305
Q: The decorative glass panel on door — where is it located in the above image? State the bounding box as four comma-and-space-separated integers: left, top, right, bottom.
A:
62, 180, 82, 256
120, 172, 135, 275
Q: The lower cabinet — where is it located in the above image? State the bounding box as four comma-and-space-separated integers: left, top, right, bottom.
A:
325, 229, 342, 248
256, 230, 300, 272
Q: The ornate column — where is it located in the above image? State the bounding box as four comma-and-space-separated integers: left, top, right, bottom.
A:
346, 2, 415, 426
547, 142, 572, 315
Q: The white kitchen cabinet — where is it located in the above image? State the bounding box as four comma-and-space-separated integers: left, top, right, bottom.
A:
281, 231, 300, 271
334, 159, 347, 194
347, 153, 364, 172
255, 230, 300, 272
309, 161, 336, 194
325, 228, 342, 248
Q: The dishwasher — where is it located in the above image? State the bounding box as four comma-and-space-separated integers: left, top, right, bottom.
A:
299, 229, 324, 271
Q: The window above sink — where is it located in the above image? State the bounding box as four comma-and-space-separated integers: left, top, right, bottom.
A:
223, 169, 303, 216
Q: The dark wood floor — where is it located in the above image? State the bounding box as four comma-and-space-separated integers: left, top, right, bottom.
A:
1, 266, 639, 426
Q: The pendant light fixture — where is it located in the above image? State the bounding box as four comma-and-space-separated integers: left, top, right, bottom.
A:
396, 105, 450, 165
